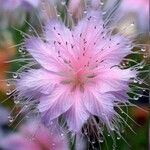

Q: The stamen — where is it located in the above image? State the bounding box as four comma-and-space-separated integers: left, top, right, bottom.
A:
86, 74, 97, 78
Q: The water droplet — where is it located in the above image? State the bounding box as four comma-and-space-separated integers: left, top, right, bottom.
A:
18, 48, 23, 53
117, 136, 121, 140
24, 105, 28, 108
102, 11, 106, 15
133, 96, 139, 100
111, 127, 115, 131
6, 90, 11, 95
8, 116, 13, 123
99, 138, 104, 143
122, 63, 126, 66
14, 100, 20, 104
139, 66, 144, 69
130, 23, 135, 26
13, 73, 18, 79
141, 48, 146, 52
108, 134, 110, 137
61, 0, 66, 5
133, 79, 138, 83
143, 54, 148, 58
6, 82, 10, 87
100, 2, 104, 5
84, 10, 87, 14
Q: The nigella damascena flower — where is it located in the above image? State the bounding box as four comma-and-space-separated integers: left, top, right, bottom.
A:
120, 0, 149, 32
13, 9, 137, 133
68, 0, 103, 20
105, 0, 149, 33
0, 120, 69, 150
0, 0, 40, 29
0, 0, 39, 11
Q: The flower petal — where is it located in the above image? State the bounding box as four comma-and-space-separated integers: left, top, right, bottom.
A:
65, 93, 89, 132
0, 134, 41, 150
45, 19, 75, 58
96, 68, 136, 93
39, 88, 74, 122
83, 91, 115, 121
16, 69, 59, 98
25, 37, 65, 72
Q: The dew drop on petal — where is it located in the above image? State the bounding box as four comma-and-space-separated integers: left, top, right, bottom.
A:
133, 79, 138, 83
139, 65, 144, 69
84, 10, 87, 14
133, 96, 139, 100
130, 23, 135, 27
117, 136, 121, 140
143, 54, 148, 58
141, 48, 146, 52
6, 90, 11, 95
14, 100, 20, 104
8, 116, 13, 123
61, 0, 66, 5
102, 11, 106, 15
13, 73, 18, 79
100, 0, 104, 5
6, 81, 10, 87
24, 105, 28, 108
99, 138, 104, 143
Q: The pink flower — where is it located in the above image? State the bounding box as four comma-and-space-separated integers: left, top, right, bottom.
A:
0, 0, 40, 29
15, 9, 137, 134
105, 0, 149, 32
68, 0, 84, 19
0, 0, 39, 11
68, 0, 103, 19
0, 120, 69, 150
120, 0, 148, 16
120, 0, 148, 31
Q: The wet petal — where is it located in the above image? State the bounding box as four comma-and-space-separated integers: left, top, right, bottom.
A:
65, 93, 89, 132
16, 69, 59, 97
25, 37, 64, 72
39, 88, 74, 121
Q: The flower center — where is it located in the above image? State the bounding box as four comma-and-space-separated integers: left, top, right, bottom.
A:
60, 67, 96, 92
